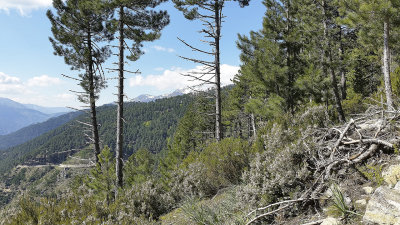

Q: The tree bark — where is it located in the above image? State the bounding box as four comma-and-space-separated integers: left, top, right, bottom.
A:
250, 113, 256, 138
87, 26, 101, 163
116, 6, 125, 190
383, 18, 393, 110
329, 55, 345, 122
214, 1, 222, 142
339, 26, 346, 100
238, 118, 243, 139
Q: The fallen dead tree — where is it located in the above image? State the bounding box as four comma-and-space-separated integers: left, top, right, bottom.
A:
246, 105, 400, 224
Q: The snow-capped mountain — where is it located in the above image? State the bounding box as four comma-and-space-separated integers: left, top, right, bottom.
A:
131, 88, 191, 103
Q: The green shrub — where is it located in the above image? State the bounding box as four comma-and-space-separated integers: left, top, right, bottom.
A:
342, 89, 367, 115
0, 191, 13, 207
124, 148, 155, 186
156, 137, 253, 213
357, 164, 384, 186
119, 179, 174, 219
28, 167, 51, 183
240, 123, 311, 206
44, 169, 60, 187
169, 162, 216, 200
86, 146, 116, 206
180, 188, 250, 225
165, 138, 252, 202
198, 138, 252, 189
7, 168, 27, 186
13, 197, 40, 224
326, 184, 360, 218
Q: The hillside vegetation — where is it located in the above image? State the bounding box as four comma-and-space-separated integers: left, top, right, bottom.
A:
0, 111, 81, 151
3, 0, 400, 224
0, 95, 191, 179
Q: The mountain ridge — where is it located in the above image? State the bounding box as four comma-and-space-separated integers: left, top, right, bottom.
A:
22, 103, 71, 115
0, 98, 70, 135
0, 111, 81, 151
131, 88, 190, 102
0, 89, 187, 147
0, 94, 192, 177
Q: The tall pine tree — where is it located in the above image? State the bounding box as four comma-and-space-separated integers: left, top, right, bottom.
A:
47, 0, 113, 163
235, 0, 306, 121
107, 0, 169, 190
341, 0, 400, 109
173, 0, 250, 141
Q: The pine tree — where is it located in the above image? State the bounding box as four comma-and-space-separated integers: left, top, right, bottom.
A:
124, 148, 154, 186
225, 78, 254, 139
341, 0, 400, 109
159, 105, 205, 186
107, 0, 170, 190
235, 0, 306, 121
86, 146, 115, 206
47, 0, 113, 163
320, 0, 346, 121
173, 0, 250, 142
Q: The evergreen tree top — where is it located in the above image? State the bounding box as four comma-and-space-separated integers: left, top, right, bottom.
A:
47, 0, 113, 71
172, 0, 251, 20
105, 0, 170, 61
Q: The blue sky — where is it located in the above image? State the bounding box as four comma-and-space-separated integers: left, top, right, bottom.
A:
0, 0, 265, 107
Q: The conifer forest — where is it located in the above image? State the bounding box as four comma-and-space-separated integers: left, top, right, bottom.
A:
2, 0, 400, 224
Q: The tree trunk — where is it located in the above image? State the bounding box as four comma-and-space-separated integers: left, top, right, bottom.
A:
383, 18, 393, 110
87, 26, 101, 163
339, 26, 346, 100
322, 0, 345, 122
286, 0, 295, 114
250, 113, 256, 138
214, 1, 222, 142
238, 118, 243, 139
116, 6, 125, 190
329, 59, 345, 122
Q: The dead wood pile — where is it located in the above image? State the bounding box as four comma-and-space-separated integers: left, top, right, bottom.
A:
246, 105, 400, 224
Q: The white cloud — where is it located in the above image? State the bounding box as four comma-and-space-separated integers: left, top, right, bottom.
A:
220, 64, 241, 86
130, 75, 144, 86
7, 92, 76, 108
0, 83, 26, 94
129, 64, 239, 90
0, 72, 76, 107
56, 93, 74, 100
0, 72, 25, 94
27, 75, 61, 87
0, 0, 52, 15
0, 72, 62, 101
0, 72, 20, 84
152, 45, 175, 53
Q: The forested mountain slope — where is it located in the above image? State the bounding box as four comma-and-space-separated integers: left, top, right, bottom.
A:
0, 94, 192, 177
0, 111, 81, 151
5, 0, 400, 223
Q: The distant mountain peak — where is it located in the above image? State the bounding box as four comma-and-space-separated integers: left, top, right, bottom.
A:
131, 88, 190, 103
23, 104, 71, 115
0, 98, 70, 135
0, 97, 27, 109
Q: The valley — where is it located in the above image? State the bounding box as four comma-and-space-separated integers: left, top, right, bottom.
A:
2, 0, 400, 224
0, 94, 192, 210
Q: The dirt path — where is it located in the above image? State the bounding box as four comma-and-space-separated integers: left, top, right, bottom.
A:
58, 164, 94, 168
17, 163, 94, 169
